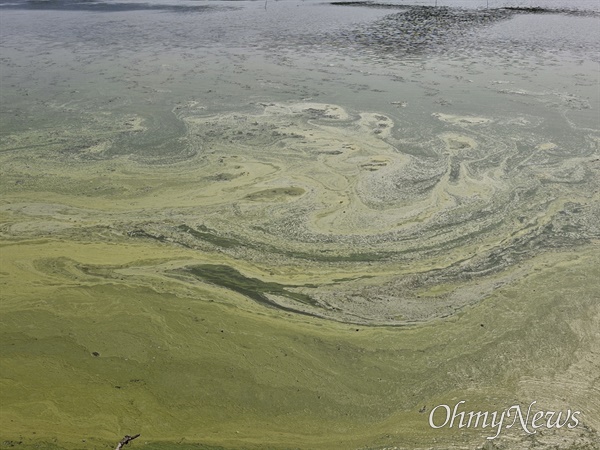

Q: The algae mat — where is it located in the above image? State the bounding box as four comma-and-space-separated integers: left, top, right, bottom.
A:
1, 3, 599, 448
1, 97, 599, 449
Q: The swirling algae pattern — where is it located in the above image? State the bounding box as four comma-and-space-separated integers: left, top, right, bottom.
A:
1, 100, 599, 449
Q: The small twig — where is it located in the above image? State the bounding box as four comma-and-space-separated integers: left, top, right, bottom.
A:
115, 434, 140, 450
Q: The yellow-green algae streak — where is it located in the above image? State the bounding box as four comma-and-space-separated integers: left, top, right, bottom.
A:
1, 102, 599, 449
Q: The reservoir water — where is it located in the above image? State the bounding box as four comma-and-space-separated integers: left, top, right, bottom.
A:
1, 1, 599, 449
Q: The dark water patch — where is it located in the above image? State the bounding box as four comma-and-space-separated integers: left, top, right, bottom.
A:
320, 6, 514, 59
328, 1, 410, 9
244, 187, 305, 201
179, 264, 318, 308
127, 229, 174, 244
316, 4, 599, 61
178, 224, 243, 249
448, 161, 460, 183
501, 6, 599, 17
0, 0, 227, 13
176, 224, 392, 262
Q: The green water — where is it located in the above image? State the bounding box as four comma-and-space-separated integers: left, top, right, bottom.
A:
1, 2, 599, 449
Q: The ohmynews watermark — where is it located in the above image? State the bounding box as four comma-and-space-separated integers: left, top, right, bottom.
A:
428, 400, 581, 440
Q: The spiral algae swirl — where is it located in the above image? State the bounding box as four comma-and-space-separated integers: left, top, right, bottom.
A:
2, 101, 599, 325
160, 101, 600, 324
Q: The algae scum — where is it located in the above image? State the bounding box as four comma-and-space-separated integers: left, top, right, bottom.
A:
1, 1, 599, 449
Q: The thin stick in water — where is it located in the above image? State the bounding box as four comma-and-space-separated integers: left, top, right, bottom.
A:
115, 434, 141, 450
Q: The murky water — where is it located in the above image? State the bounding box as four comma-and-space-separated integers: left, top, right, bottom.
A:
1, 0, 599, 318
1, 2, 599, 448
